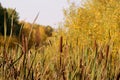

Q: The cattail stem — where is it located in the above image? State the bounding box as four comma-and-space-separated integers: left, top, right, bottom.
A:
4, 10, 7, 43
3, 10, 8, 79
8, 14, 14, 47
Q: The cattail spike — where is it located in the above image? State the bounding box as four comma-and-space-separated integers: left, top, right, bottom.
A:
60, 36, 63, 53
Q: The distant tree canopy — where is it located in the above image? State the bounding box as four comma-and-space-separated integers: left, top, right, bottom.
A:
0, 3, 21, 36
20, 21, 53, 47
45, 25, 53, 37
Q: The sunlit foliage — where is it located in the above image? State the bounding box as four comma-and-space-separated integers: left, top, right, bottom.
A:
64, 0, 120, 53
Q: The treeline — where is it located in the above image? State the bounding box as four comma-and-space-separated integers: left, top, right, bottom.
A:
0, 3, 53, 47
20, 21, 53, 47
0, 3, 21, 36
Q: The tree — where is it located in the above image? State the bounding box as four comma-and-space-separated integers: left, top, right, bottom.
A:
45, 25, 53, 37
63, 0, 120, 49
0, 3, 4, 35
0, 3, 21, 36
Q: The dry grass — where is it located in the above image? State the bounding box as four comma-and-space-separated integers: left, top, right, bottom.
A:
0, 34, 120, 80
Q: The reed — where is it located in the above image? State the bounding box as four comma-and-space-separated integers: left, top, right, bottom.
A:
0, 35, 119, 80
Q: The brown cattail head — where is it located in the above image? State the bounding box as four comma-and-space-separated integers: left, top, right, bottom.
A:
22, 34, 28, 54
35, 28, 41, 47
59, 36, 63, 53
106, 44, 109, 59
59, 36, 63, 67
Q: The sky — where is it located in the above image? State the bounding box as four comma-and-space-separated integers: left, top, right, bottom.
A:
0, 0, 81, 28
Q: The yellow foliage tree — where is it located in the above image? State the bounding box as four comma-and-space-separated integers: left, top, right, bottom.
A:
64, 0, 120, 52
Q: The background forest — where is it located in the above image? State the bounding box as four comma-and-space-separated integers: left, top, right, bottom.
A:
0, 0, 120, 80
0, 3, 53, 47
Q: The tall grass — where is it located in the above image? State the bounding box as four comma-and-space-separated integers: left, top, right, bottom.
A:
0, 34, 120, 80
0, 13, 120, 80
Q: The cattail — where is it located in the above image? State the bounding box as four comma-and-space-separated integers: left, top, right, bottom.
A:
22, 33, 28, 80
105, 44, 109, 65
22, 34, 25, 54
35, 28, 41, 47
106, 44, 109, 60
27, 51, 31, 69
59, 36, 63, 67
22, 34, 28, 54
59, 36, 63, 53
